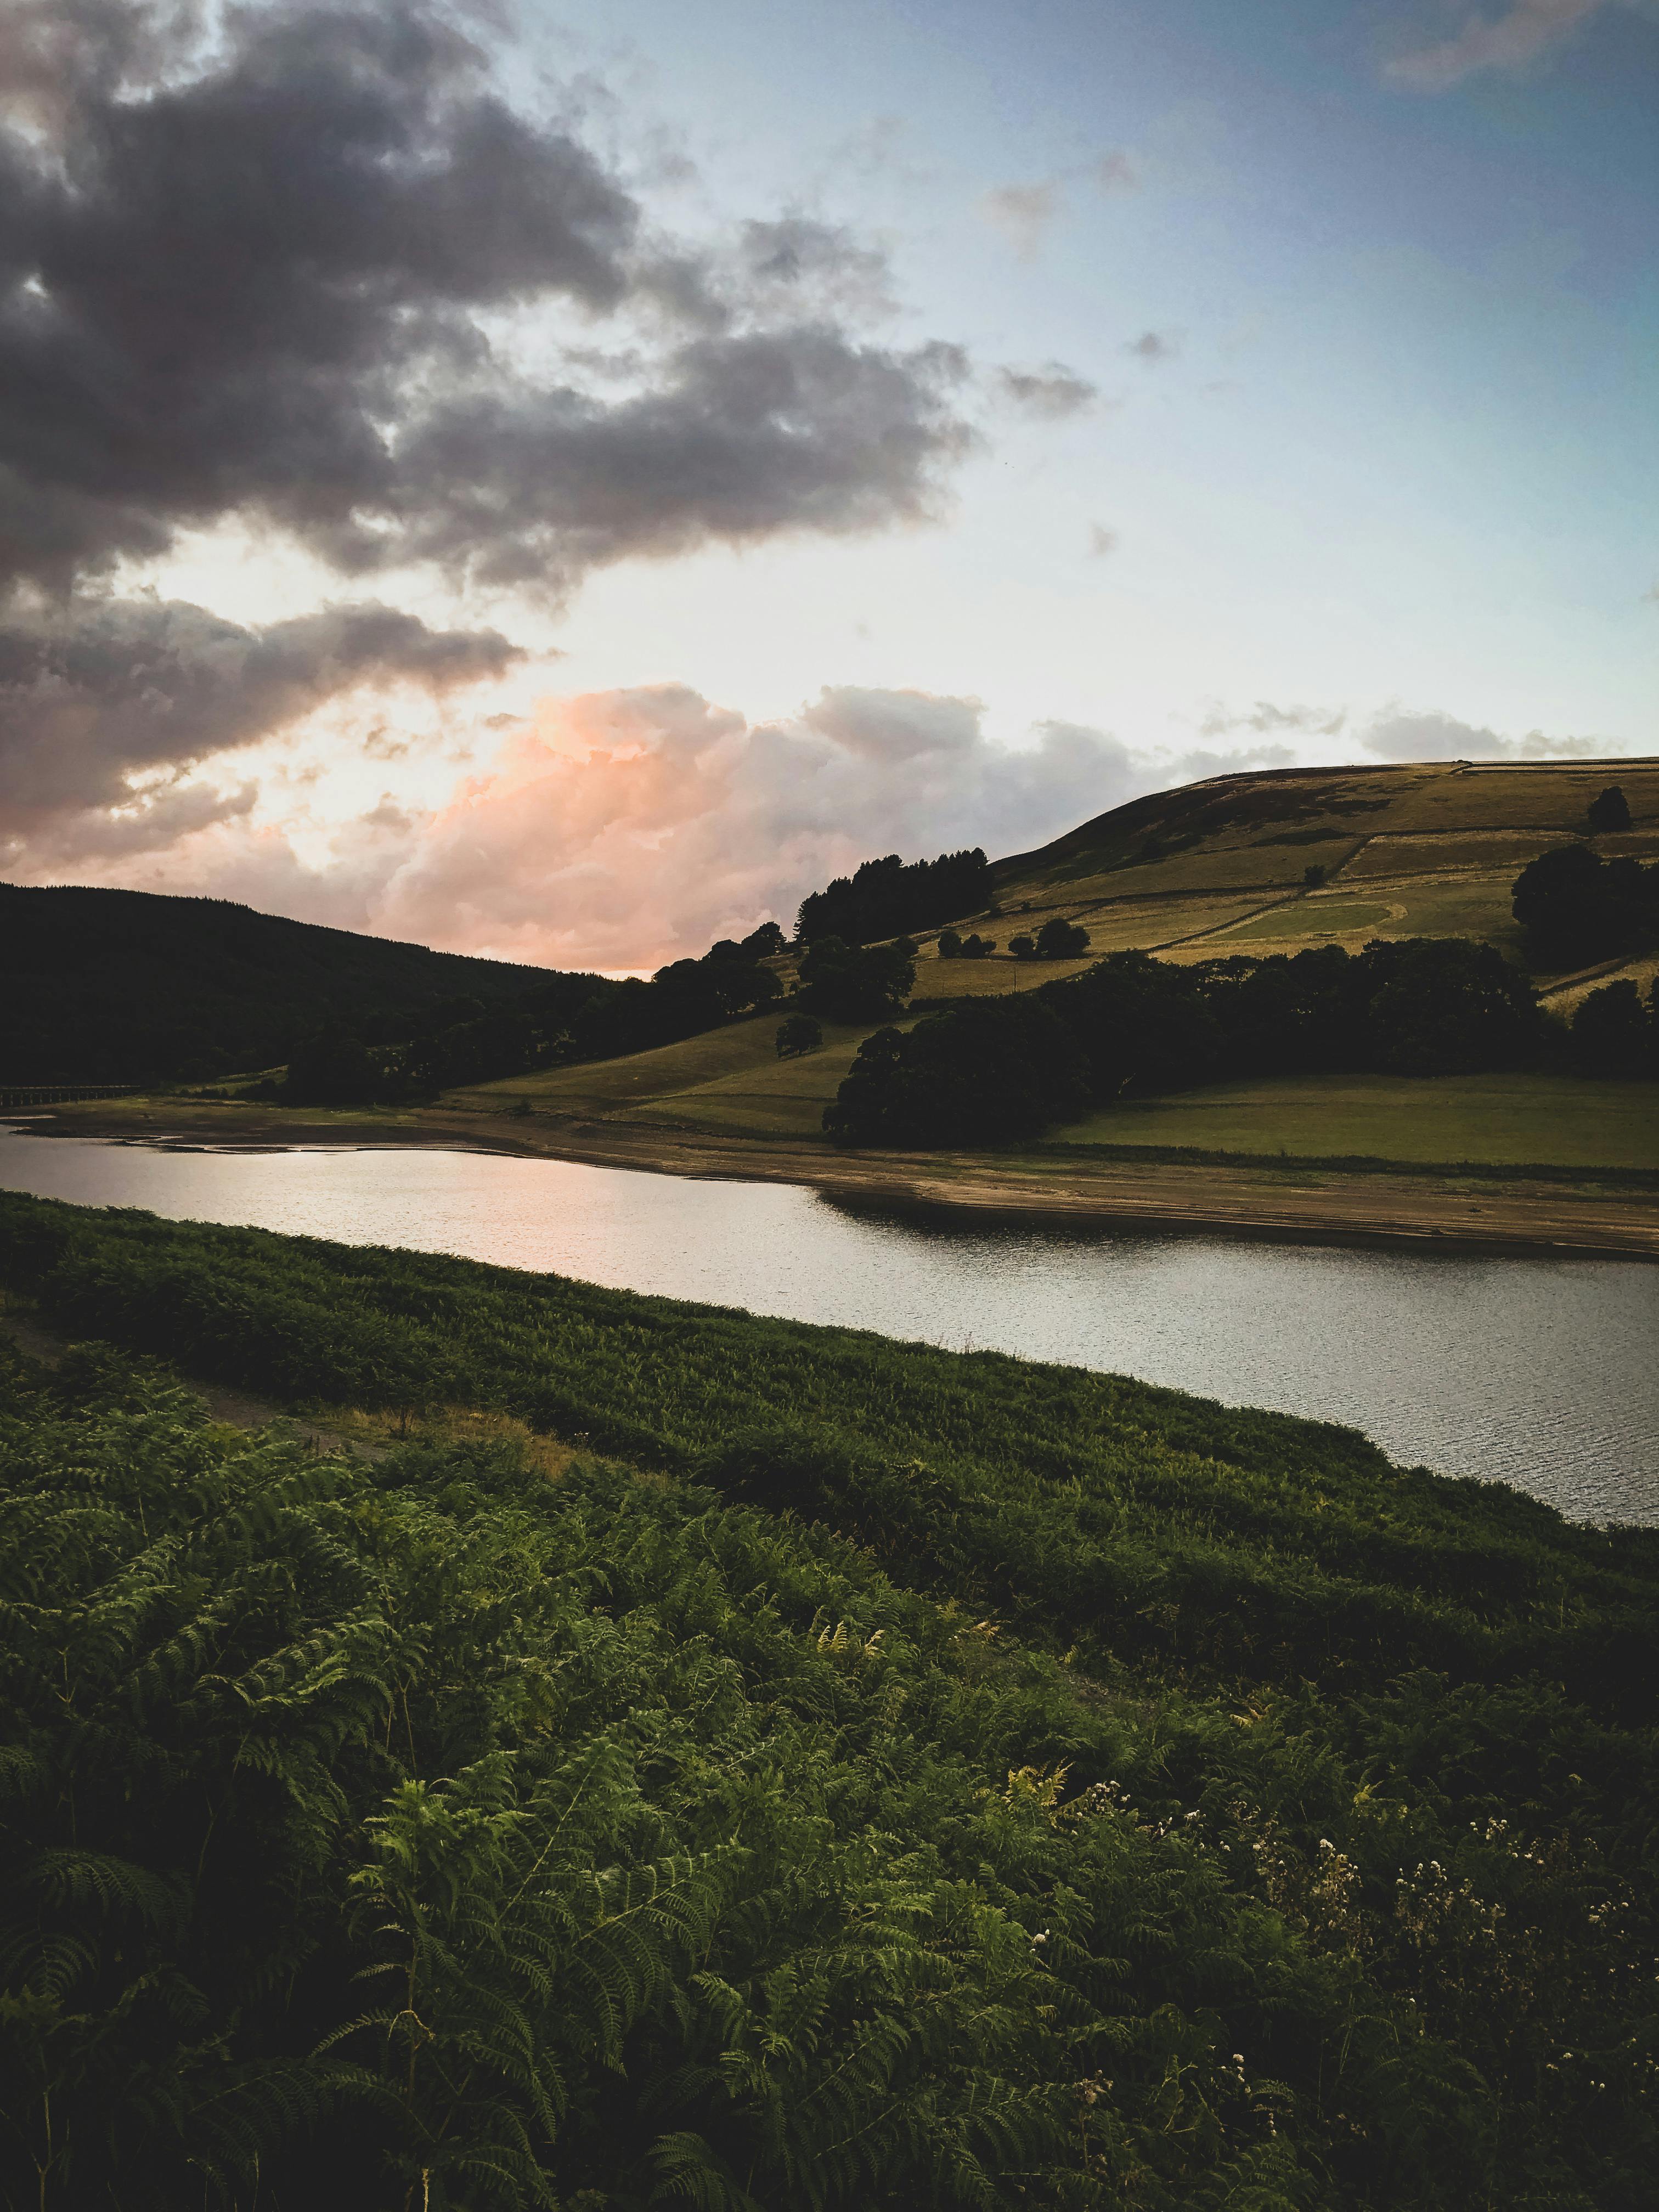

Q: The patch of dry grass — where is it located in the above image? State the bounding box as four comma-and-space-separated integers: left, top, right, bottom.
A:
310, 1401, 581, 1477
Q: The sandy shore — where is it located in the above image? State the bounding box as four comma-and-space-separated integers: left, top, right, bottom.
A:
11, 1099, 1659, 1261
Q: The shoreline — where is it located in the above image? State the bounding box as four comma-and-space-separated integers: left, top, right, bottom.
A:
8, 1101, 1659, 1262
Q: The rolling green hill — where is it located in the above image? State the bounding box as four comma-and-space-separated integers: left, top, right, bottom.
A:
899, 755, 1659, 1002
2, 882, 555, 1085
449, 759, 1659, 1169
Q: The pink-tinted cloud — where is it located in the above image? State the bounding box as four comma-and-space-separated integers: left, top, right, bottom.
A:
37, 679, 1592, 974
15, 682, 1151, 968
362, 684, 1144, 966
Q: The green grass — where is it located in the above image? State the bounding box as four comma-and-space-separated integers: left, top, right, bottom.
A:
450, 1012, 882, 1130
1202, 895, 1396, 945
1057, 1069, 1659, 1171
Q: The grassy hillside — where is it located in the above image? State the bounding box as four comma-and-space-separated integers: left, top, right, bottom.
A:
896, 757, 1659, 1005
1054, 1070, 1659, 1171
453, 1012, 888, 1138
2, 1192, 1656, 2209
451, 1018, 1659, 1173
3, 881, 551, 1085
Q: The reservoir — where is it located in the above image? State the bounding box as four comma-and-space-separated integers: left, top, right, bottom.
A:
2, 1123, 1655, 1525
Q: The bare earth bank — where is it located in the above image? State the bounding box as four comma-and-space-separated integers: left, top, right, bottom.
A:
11, 1100, 1659, 1262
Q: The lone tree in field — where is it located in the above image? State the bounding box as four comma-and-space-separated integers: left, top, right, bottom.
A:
1034, 917, 1091, 959
776, 1013, 823, 1058
1588, 786, 1632, 833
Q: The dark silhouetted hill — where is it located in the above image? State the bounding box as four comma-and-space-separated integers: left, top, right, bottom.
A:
2, 883, 551, 1084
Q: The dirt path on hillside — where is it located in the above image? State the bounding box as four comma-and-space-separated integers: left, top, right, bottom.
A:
13, 1102, 1659, 1261
0, 1308, 379, 1454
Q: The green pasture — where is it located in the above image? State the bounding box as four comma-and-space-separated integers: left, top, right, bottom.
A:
1200, 895, 1395, 946
1057, 1069, 1659, 1171
454, 1013, 882, 1133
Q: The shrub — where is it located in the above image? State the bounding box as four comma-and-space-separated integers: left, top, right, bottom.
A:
775, 1012, 823, 1059
1588, 785, 1633, 833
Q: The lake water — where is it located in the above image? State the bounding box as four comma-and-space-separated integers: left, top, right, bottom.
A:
2, 1123, 1656, 1524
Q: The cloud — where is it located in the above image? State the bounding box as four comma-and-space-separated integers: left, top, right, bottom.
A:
1093, 151, 1138, 191
0, 593, 519, 854
27, 672, 1494, 968
1361, 706, 1603, 759
980, 182, 1059, 259
0, 1, 974, 601
1384, 0, 1605, 90
995, 364, 1098, 420
20, 682, 1154, 967
1086, 524, 1119, 558
1125, 330, 1178, 363
1199, 700, 1347, 740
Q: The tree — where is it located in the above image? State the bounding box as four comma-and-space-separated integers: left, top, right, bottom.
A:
1587, 786, 1632, 834
1034, 917, 1091, 959
1570, 980, 1653, 1077
937, 929, 963, 960
798, 935, 915, 1022
280, 1023, 381, 1105
1513, 845, 1659, 968
1008, 934, 1036, 961
825, 997, 1085, 1147
776, 1013, 823, 1059
1304, 864, 1327, 888
795, 849, 992, 945
1361, 938, 1541, 1075
1042, 951, 1222, 1098
741, 920, 788, 957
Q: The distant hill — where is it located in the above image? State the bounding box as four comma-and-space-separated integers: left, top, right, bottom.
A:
899, 756, 1659, 1002
2, 884, 552, 1084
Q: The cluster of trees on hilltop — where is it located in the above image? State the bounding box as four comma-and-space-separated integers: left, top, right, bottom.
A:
796, 848, 992, 945
1513, 843, 1659, 969
4, 1194, 1656, 2210
826, 939, 1555, 1148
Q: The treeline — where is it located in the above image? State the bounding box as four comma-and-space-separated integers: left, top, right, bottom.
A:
1514, 841, 1659, 968
3, 1195, 1657, 2208
796, 848, 992, 945
827, 938, 1655, 1148
276, 926, 788, 1104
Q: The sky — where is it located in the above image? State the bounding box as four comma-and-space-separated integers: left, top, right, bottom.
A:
0, 0, 1654, 970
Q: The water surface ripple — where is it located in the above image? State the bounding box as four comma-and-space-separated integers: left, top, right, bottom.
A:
2, 1126, 1654, 1523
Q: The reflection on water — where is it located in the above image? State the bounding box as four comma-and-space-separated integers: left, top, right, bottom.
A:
2, 1124, 1655, 1523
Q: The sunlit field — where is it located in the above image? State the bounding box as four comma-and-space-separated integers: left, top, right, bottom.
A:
1055, 1070, 1659, 1171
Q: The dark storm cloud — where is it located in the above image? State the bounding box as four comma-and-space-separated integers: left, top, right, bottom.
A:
0, 0, 974, 597
0, 594, 521, 817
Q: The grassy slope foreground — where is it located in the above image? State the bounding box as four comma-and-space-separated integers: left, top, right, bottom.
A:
2, 1192, 1657, 2210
